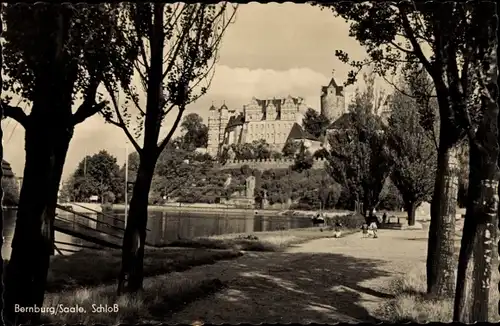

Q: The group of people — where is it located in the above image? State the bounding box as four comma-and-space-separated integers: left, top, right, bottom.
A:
315, 210, 385, 239
361, 210, 383, 238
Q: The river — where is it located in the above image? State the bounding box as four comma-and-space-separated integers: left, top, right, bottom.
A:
1, 207, 312, 259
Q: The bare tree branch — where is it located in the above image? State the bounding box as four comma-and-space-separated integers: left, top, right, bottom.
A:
103, 80, 142, 154
156, 106, 185, 155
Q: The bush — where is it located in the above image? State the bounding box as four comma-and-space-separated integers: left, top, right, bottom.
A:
328, 213, 366, 229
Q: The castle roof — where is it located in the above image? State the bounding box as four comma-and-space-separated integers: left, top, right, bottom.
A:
321, 77, 344, 96
287, 123, 320, 142
209, 104, 217, 111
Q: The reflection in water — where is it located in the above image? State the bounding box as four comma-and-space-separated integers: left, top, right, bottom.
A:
2, 207, 311, 258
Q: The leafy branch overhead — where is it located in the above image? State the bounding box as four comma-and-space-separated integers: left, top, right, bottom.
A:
1, 3, 131, 129
100, 3, 237, 157
315, 2, 494, 151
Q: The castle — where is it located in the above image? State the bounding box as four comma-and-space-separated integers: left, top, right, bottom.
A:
207, 76, 346, 158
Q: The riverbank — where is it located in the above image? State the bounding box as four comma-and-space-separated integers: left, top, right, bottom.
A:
41, 226, 346, 324
109, 203, 352, 217
167, 226, 359, 252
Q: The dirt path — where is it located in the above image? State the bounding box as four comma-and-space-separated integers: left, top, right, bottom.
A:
162, 228, 430, 324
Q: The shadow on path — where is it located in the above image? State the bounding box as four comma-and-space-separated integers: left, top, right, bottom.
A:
164, 251, 392, 324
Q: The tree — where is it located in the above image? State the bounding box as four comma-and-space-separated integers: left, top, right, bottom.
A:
302, 108, 330, 138
0, 9, 4, 320
326, 72, 391, 217
313, 148, 329, 159
386, 87, 437, 226
66, 150, 123, 203
316, 1, 495, 299
453, 5, 498, 321
252, 140, 272, 160
1, 4, 132, 324
319, 180, 342, 209
100, 3, 237, 294
180, 112, 208, 149
282, 139, 301, 158
292, 142, 313, 173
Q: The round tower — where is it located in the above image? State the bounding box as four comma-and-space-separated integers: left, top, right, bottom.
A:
207, 104, 221, 158
320, 75, 345, 122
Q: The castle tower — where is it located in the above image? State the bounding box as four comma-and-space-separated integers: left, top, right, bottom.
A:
244, 97, 263, 122
207, 104, 221, 157
320, 73, 345, 122
219, 103, 230, 147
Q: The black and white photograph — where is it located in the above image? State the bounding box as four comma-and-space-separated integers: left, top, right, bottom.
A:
0, 1, 498, 325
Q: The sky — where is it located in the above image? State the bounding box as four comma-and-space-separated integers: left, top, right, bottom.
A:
2, 3, 371, 181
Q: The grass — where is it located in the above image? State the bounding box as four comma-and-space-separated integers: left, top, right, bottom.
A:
42, 272, 227, 324
166, 227, 359, 252
377, 255, 500, 323
45, 247, 242, 293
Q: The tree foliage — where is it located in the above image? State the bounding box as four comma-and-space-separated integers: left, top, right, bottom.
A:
292, 142, 314, 173
223, 140, 275, 161
1, 4, 137, 324
326, 72, 391, 215
282, 139, 301, 158
180, 112, 208, 149
302, 108, 330, 138
386, 83, 437, 225
315, 1, 497, 300
1, 3, 131, 127
65, 150, 123, 203
101, 3, 238, 159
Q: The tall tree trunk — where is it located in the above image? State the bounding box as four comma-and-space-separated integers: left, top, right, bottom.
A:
117, 157, 155, 294
406, 201, 416, 226
454, 139, 498, 324
426, 139, 460, 298
3, 6, 77, 325
453, 6, 498, 320
454, 142, 482, 322
3, 114, 72, 324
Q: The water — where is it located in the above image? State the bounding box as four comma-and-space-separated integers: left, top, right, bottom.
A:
1, 207, 312, 259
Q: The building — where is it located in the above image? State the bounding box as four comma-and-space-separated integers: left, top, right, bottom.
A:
207, 96, 311, 157
320, 75, 346, 122
1, 160, 20, 206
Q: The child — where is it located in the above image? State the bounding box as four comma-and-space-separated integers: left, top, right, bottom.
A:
369, 221, 378, 238
333, 222, 343, 238
361, 223, 369, 238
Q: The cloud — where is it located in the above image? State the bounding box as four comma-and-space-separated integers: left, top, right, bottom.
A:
3, 64, 332, 181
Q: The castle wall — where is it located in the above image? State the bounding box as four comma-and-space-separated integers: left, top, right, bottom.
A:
216, 157, 328, 171
245, 120, 295, 146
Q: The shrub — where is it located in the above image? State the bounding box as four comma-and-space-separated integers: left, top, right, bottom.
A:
330, 213, 366, 229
